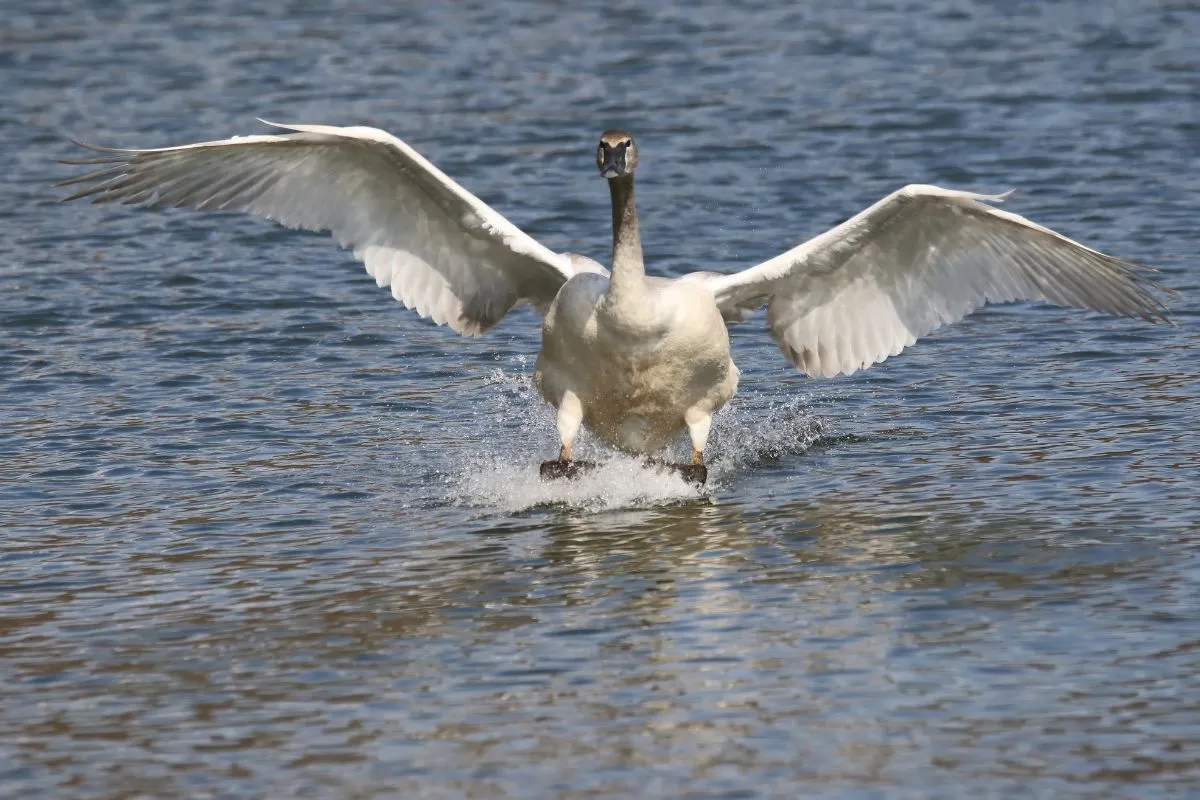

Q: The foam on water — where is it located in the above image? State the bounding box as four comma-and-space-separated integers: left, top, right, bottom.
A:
446, 366, 829, 512
457, 452, 707, 513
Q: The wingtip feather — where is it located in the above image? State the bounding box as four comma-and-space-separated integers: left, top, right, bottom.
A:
256, 118, 298, 132
64, 136, 127, 154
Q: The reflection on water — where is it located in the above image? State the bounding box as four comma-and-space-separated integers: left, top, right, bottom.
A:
4, 0, 1200, 794
3, 492, 1192, 795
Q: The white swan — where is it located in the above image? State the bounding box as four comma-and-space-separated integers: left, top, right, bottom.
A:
59, 121, 1171, 484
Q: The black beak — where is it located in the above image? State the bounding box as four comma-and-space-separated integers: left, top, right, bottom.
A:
598, 144, 627, 178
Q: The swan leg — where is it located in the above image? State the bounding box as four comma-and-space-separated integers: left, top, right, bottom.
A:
541, 390, 591, 480
685, 408, 712, 464
556, 390, 583, 460
677, 408, 711, 485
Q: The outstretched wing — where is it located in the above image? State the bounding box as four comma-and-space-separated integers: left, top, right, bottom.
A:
59, 120, 580, 335
696, 185, 1170, 378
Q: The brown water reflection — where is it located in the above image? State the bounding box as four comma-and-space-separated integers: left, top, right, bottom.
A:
5, 494, 1193, 795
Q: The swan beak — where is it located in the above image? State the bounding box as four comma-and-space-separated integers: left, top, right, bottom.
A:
599, 158, 624, 179
597, 145, 628, 179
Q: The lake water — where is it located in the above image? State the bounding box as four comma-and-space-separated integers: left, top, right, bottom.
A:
3, 0, 1199, 796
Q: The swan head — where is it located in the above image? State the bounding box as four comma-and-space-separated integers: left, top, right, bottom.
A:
597, 130, 637, 179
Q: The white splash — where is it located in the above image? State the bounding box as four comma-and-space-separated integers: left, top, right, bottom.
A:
457, 452, 707, 513
444, 364, 830, 513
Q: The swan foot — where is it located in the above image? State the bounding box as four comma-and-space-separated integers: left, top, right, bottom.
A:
672, 463, 708, 486
539, 459, 596, 481
645, 458, 708, 486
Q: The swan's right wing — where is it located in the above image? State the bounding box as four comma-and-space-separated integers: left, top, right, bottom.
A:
696, 185, 1171, 378
58, 121, 580, 335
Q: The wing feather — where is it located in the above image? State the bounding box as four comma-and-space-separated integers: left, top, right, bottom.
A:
700, 185, 1171, 377
59, 121, 578, 336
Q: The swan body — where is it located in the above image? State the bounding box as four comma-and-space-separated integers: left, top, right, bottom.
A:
536, 272, 738, 454
58, 120, 1172, 478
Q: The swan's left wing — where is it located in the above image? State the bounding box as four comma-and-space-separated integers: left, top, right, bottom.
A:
58, 121, 581, 335
694, 184, 1171, 378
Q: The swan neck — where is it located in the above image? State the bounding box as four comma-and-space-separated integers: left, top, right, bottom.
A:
608, 175, 644, 299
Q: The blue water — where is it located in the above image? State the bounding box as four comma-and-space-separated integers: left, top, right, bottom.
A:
3, 0, 1199, 796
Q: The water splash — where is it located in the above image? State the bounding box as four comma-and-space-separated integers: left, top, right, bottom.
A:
457, 452, 708, 513
707, 392, 828, 476
444, 365, 830, 513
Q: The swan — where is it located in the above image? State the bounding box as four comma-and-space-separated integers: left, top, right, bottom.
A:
59, 121, 1171, 484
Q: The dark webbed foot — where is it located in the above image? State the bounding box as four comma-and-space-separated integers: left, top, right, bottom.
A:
644, 458, 708, 486
673, 463, 708, 485
539, 459, 597, 481
540, 457, 705, 485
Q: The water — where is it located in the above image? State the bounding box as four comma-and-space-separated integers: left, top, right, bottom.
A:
3, 0, 1199, 796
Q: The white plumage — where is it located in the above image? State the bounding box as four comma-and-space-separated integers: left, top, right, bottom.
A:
63, 121, 581, 335
697, 184, 1168, 378
59, 121, 1171, 480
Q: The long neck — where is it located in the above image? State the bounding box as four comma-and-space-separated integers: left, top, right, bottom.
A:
607, 175, 644, 302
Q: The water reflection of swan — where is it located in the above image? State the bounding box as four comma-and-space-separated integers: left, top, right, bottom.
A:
61, 122, 1171, 482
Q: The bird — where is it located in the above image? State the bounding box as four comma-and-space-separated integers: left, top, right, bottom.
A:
58, 121, 1172, 485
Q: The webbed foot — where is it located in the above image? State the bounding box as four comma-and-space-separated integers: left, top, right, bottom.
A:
673, 463, 708, 485
539, 459, 597, 481
644, 458, 708, 486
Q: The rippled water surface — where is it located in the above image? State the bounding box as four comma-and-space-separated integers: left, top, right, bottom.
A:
4, 0, 1200, 796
